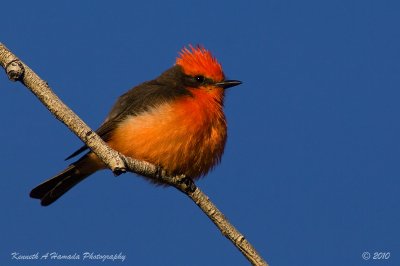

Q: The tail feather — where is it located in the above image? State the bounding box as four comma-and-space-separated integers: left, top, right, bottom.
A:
30, 154, 98, 206
30, 165, 77, 199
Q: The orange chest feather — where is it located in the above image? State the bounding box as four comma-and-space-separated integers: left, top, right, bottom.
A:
107, 91, 227, 178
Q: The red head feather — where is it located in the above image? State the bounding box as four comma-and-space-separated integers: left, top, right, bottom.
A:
176, 45, 225, 82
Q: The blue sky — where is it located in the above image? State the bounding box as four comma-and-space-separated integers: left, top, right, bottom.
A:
1, 1, 399, 265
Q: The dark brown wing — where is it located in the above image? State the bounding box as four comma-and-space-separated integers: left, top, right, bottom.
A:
65, 65, 191, 160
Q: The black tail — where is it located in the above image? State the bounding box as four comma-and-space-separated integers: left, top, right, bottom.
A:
30, 155, 96, 206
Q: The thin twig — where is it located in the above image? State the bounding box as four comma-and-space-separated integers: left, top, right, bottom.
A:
0, 43, 268, 266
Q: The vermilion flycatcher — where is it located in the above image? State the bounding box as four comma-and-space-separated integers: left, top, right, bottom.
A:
30, 45, 241, 206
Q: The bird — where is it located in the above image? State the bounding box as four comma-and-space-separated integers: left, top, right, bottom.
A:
30, 45, 242, 206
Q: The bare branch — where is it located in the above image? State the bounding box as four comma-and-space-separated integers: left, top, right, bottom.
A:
0, 43, 268, 266
0, 44, 126, 174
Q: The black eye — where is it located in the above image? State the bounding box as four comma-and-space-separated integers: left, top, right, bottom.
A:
195, 75, 205, 83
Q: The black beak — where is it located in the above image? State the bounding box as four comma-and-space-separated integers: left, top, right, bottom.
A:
215, 80, 242, 89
